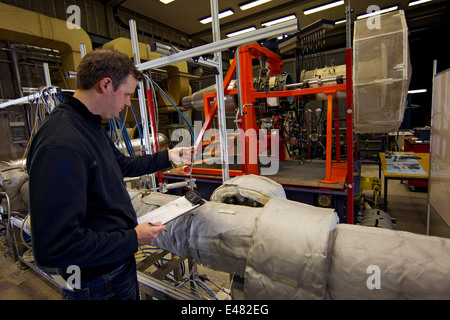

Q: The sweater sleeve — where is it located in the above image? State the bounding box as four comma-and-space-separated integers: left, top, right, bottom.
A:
28, 145, 138, 269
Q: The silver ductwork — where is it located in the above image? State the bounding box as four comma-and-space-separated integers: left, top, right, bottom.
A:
116, 135, 169, 155
181, 80, 238, 113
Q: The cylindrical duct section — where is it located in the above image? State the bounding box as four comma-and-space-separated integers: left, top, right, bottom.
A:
116, 134, 169, 155
298, 64, 347, 100
181, 80, 237, 113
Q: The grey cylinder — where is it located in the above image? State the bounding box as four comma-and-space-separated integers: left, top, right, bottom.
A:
181, 80, 237, 113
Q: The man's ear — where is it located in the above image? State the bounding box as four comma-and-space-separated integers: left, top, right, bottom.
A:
99, 77, 112, 93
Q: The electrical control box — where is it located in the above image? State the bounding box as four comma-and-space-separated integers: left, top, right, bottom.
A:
10, 121, 27, 144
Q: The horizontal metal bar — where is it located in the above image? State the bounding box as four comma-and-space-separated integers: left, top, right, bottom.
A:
203, 84, 347, 99
286, 76, 347, 88
137, 271, 203, 300
136, 19, 300, 71
0, 88, 73, 109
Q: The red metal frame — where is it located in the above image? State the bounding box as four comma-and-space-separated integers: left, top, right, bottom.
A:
165, 43, 354, 223
146, 88, 163, 184
345, 48, 354, 224
199, 77, 347, 179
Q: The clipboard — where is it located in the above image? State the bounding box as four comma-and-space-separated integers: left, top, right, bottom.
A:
137, 190, 205, 225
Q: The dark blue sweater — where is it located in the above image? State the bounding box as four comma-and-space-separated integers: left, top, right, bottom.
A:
26, 93, 171, 282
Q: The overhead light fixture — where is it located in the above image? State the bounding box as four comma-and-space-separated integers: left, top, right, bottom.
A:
303, 0, 344, 15
261, 14, 296, 27
200, 9, 234, 24
357, 6, 398, 19
335, 19, 346, 25
408, 89, 427, 94
409, 0, 432, 6
240, 0, 272, 10
160, 0, 175, 4
226, 26, 257, 37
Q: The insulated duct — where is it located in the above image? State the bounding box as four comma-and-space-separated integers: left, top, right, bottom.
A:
0, 3, 93, 90
0, 160, 28, 213
131, 175, 450, 300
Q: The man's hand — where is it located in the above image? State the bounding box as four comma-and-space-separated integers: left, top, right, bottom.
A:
134, 221, 166, 245
169, 146, 193, 165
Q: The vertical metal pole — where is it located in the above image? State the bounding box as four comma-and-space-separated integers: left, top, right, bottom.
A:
334, 97, 341, 163
426, 59, 438, 235
345, 0, 354, 224
129, 19, 156, 189
320, 92, 334, 183
235, 48, 247, 173
79, 43, 86, 58
235, 48, 243, 116
345, 0, 352, 50
43, 63, 52, 87
146, 88, 163, 184
43, 62, 55, 111
239, 46, 259, 175
10, 46, 23, 97
210, 0, 230, 182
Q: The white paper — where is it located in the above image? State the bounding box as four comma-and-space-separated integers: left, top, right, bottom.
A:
137, 196, 200, 225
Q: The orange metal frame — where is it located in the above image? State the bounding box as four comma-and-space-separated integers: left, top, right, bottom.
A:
193, 43, 346, 179
184, 43, 354, 222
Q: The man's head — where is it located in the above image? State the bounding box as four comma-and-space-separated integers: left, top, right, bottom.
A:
76, 49, 143, 91
75, 49, 144, 119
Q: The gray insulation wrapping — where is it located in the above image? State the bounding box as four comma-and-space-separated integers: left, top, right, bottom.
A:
210, 174, 286, 204
327, 224, 450, 299
188, 202, 261, 277
129, 174, 450, 300
131, 190, 261, 277
132, 191, 194, 259
244, 197, 338, 299
0, 164, 29, 212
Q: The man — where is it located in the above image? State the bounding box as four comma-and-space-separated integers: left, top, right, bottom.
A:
26, 49, 192, 300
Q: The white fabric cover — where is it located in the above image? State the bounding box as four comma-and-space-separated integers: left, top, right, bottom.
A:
188, 202, 261, 277
244, 198, 338, 299
0, 164, 28, 212
210, 174, 286, 205
129, 175, 450, 300
327, 224, 450, 299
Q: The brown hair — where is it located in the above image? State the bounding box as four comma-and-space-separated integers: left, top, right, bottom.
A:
76, 49, 143, 90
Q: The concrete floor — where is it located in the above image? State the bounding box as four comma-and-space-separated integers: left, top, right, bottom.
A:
0, 251, 63, 300
0, 163, 436, 300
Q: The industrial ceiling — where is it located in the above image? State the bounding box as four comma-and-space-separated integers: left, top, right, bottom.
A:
118, 0, 449, 47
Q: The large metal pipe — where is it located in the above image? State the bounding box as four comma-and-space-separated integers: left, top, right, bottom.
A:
181, 80, 237, 113
297, 64, 347, 100
116, 135, 169, 155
